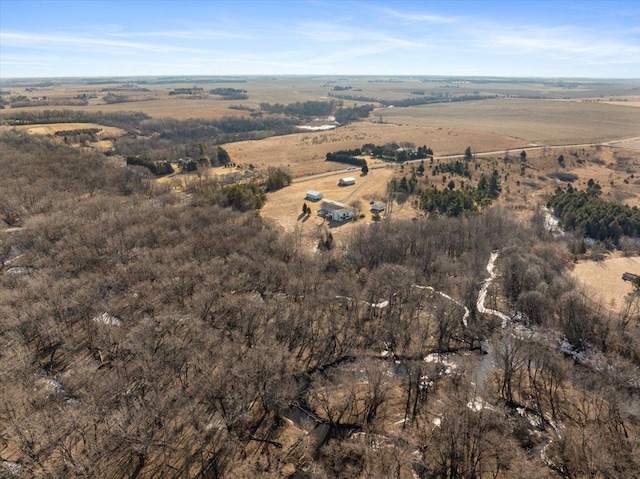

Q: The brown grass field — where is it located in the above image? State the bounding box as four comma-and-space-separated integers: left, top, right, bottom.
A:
222, 122, 528, 178
376, 98, 640, 145
570, 254, 640, 311
5, 122, 126, 137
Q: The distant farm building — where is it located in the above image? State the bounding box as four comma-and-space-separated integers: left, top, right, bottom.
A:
622, 272, 639, 284
319, 199, 355, 222
305, 190, 324, 201
338, 177, 356, 186
371, 202, 386, 213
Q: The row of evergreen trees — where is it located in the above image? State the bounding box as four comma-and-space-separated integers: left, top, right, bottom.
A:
547, 181, 640, 243
389, 170, 502, 217
433, 160, 471, 178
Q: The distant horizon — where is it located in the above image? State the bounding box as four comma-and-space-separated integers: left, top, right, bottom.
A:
2, 74, 639, 82
2, 0, 639, 78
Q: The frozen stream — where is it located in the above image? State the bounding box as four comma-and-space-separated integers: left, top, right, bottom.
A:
476, 251, 511, 328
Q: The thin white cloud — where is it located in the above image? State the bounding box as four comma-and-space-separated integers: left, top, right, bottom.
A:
105, 29, 253, 40
464, 23, 640, 67
0, 32, 205, 54
374, 6, 460, 24
297, 21, 427, 49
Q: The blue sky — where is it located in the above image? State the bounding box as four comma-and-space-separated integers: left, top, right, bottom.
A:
1, 0, 638, 78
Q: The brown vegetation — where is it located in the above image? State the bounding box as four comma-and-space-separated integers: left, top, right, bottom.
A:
2, 77, 640, 478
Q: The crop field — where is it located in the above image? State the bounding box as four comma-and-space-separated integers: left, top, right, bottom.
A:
376, 98, 640, 145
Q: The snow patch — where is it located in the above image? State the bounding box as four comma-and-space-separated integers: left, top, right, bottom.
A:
477, 251, 511, 328
466, 397, 494, 412
92, 312, 121, 326
296, 124, 337, 131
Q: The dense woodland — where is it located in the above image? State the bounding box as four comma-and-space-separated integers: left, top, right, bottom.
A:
1, 130, 639, 478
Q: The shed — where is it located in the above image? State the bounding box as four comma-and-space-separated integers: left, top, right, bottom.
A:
305, 190, 324, 201
338, 177, 356, 186
371, 203, 386, 213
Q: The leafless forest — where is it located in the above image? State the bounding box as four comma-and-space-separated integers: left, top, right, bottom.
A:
1, 123, 639, 478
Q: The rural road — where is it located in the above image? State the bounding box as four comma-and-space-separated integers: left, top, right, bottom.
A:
291, 135, 640, 184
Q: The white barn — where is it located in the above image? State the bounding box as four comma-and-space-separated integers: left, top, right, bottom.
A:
305, 190, 324, 201
320, 199, 355, 222
338, 177, 356, 186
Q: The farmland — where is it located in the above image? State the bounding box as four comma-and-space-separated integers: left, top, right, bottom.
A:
2, 76, 640, 478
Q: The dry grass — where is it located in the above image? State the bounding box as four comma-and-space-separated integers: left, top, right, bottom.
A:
5, 122, 126, 137
260, 166, 413, 247
377, 98, 640, 145
570, 254, 640, 311
223, 122, 527, 178
0, 99, 252, 120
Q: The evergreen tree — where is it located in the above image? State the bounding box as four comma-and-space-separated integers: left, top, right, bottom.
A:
464, 146, 473, 160
520, 150, 527, 162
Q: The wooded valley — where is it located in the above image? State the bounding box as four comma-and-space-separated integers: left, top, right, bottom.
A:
1, 129, 639, 478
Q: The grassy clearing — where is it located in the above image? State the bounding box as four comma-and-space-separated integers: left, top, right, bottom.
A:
570, 254, 640, 311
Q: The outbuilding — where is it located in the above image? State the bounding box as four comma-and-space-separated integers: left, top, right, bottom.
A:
305, 190, 324, 201
371, 202, 386, 213
320, 199, 355, 222
338, 177, 356, 186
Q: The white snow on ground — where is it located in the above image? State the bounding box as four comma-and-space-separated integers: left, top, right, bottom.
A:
92, 312, 121, 326
335, 295, 389, 309
2, 462, 21, 476
477, 251, 511, 328
424, 353, 457, 375
543, 207, 563, 237
516, 407, 544, 429
412, 285, 469, 327
296, 124, 337, 131
6, 267, 28, 276
41, 377, 63, 393
3, 253, 23, 266
466, 397, 495, 412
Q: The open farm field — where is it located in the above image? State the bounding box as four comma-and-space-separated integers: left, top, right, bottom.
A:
6, 122, 126, 137
0, 97, 252, 120
222, 122, 527, 178
376, 98, 640, 145
570, 254, 640, 312
5, 77, 640, 122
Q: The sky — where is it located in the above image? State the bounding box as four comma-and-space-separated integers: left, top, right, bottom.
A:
1, 0, 639, 78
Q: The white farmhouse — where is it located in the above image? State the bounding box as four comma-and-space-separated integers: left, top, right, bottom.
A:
338, 177, 356, 186
319, 199, 355, 222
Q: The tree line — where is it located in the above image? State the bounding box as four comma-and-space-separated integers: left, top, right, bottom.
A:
328, 92, 496, 107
